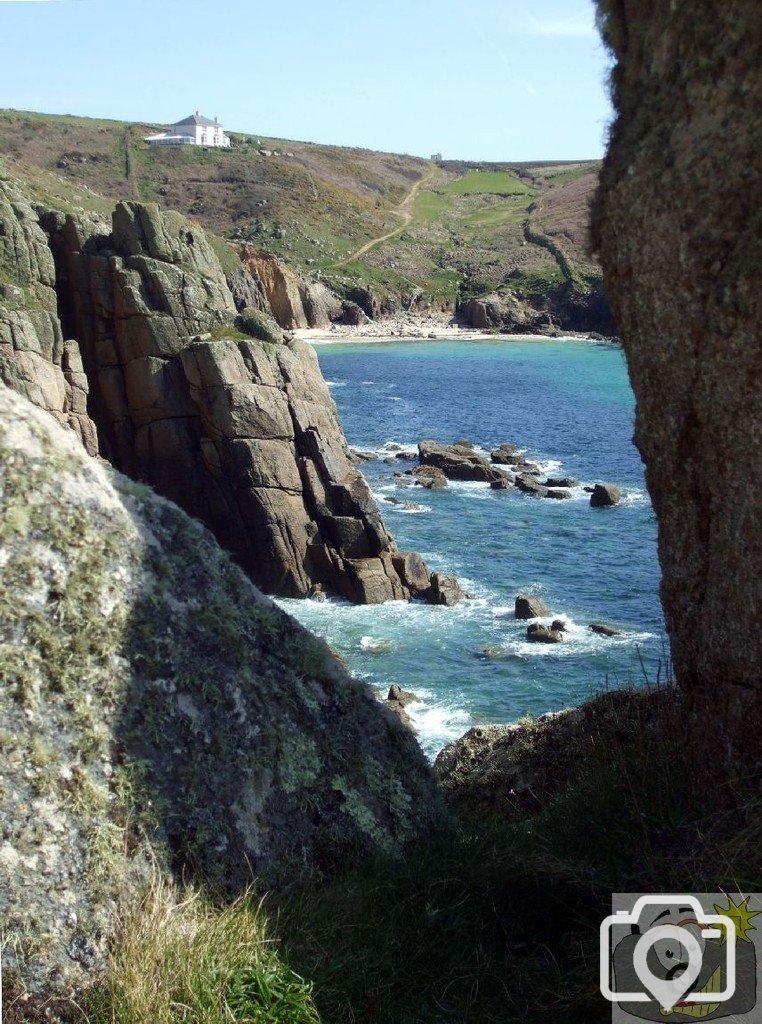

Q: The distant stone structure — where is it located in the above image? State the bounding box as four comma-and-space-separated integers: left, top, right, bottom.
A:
431, 152, 443, 162
145, 110, 231, 148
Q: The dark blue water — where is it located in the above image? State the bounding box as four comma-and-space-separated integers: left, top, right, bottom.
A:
278, 337, 665, 757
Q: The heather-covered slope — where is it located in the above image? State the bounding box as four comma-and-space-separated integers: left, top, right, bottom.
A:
0, 110, 612, 332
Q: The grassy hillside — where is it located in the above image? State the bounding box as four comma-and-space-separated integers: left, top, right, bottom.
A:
0, 108, 602, 309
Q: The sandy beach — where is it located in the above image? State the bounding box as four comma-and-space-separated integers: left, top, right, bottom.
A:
293, 315, 597, 345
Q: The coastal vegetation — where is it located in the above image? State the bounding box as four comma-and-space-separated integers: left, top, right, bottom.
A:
0, 109, 602, 317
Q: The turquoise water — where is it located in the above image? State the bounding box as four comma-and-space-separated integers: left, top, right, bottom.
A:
278, 337, 665, 758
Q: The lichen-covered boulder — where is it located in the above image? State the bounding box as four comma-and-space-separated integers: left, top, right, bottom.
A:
0, 386, 440, 998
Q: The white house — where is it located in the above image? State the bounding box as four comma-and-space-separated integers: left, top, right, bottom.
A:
144, 111, 231, 148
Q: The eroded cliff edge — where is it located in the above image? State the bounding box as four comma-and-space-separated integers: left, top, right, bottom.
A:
0, 173, 446, 604
592, 0, 762, 752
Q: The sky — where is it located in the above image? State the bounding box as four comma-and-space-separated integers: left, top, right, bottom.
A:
0, 0, 613, 161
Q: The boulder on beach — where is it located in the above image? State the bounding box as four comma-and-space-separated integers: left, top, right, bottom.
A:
589, 622, 622, 637
515, 594, 551, 619
590, 483, 621, 507
418, 440, 508, 483
526, 623, 564, 643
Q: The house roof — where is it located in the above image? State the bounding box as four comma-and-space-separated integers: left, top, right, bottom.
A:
173, 112, 219, 128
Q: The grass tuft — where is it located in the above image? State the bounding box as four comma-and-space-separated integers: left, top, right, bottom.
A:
85, 878, 320, 1024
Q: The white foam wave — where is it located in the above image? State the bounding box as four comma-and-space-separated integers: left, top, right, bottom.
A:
325, 380, 346, 387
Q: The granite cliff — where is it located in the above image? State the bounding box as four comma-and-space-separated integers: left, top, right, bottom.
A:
592, 0, 762, 757
0, 171, 448, 604
0, 384, 440, 998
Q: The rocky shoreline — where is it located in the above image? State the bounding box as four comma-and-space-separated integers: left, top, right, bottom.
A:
294, 312, 617, 344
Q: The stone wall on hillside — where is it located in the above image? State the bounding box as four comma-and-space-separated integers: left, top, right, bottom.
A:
592, 0, 762, 752
0, 384, 440, 997
0, 185, 441, 603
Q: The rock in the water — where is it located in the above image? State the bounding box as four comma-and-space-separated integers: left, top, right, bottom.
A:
551, 618, 568, 632
515, 594, 551, 619
491, 442, 518, 463
544, 488, 572, 499
350, 448, 379, 463
589, 622, 621, 637
418, 439, 508, 483
0, 386, 440, 998
526, 623, 564, 643
430, 572, 470, 606
515, 474, 549, 498
409, 464, 448, 489
490, 476, 512, 490
590, 483, 621, 507
388, 684, 417, 707
544, 477, 578, 488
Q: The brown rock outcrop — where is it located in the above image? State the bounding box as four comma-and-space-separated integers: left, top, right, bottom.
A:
592, 0, 762, 752
235, 245, 342, 329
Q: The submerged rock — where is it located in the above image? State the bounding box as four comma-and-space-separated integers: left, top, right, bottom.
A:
0, 386, 440, 997
589, 622, 621, 637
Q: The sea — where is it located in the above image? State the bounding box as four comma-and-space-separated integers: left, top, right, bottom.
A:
277, 337, 665, 759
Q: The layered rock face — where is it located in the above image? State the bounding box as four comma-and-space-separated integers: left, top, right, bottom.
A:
0, 385, 440, 996
0, 184, 433, 603
0, 179, 98, 454
592, 0, 762, 751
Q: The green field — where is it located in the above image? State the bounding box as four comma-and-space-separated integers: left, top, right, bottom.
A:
440, 170, 535, 196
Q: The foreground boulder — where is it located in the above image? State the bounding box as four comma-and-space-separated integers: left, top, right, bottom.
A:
418, 440, 508, 483
0, 387, 440, 997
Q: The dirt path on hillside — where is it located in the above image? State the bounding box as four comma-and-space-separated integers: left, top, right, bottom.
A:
334, 168, 436, 267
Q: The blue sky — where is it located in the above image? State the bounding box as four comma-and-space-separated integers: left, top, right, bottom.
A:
0, 0, 612, 161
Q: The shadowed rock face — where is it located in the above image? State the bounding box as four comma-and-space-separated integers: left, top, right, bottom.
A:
0, 185, 436, 603
0, 385, 440, 995
593, 0, 762, 748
